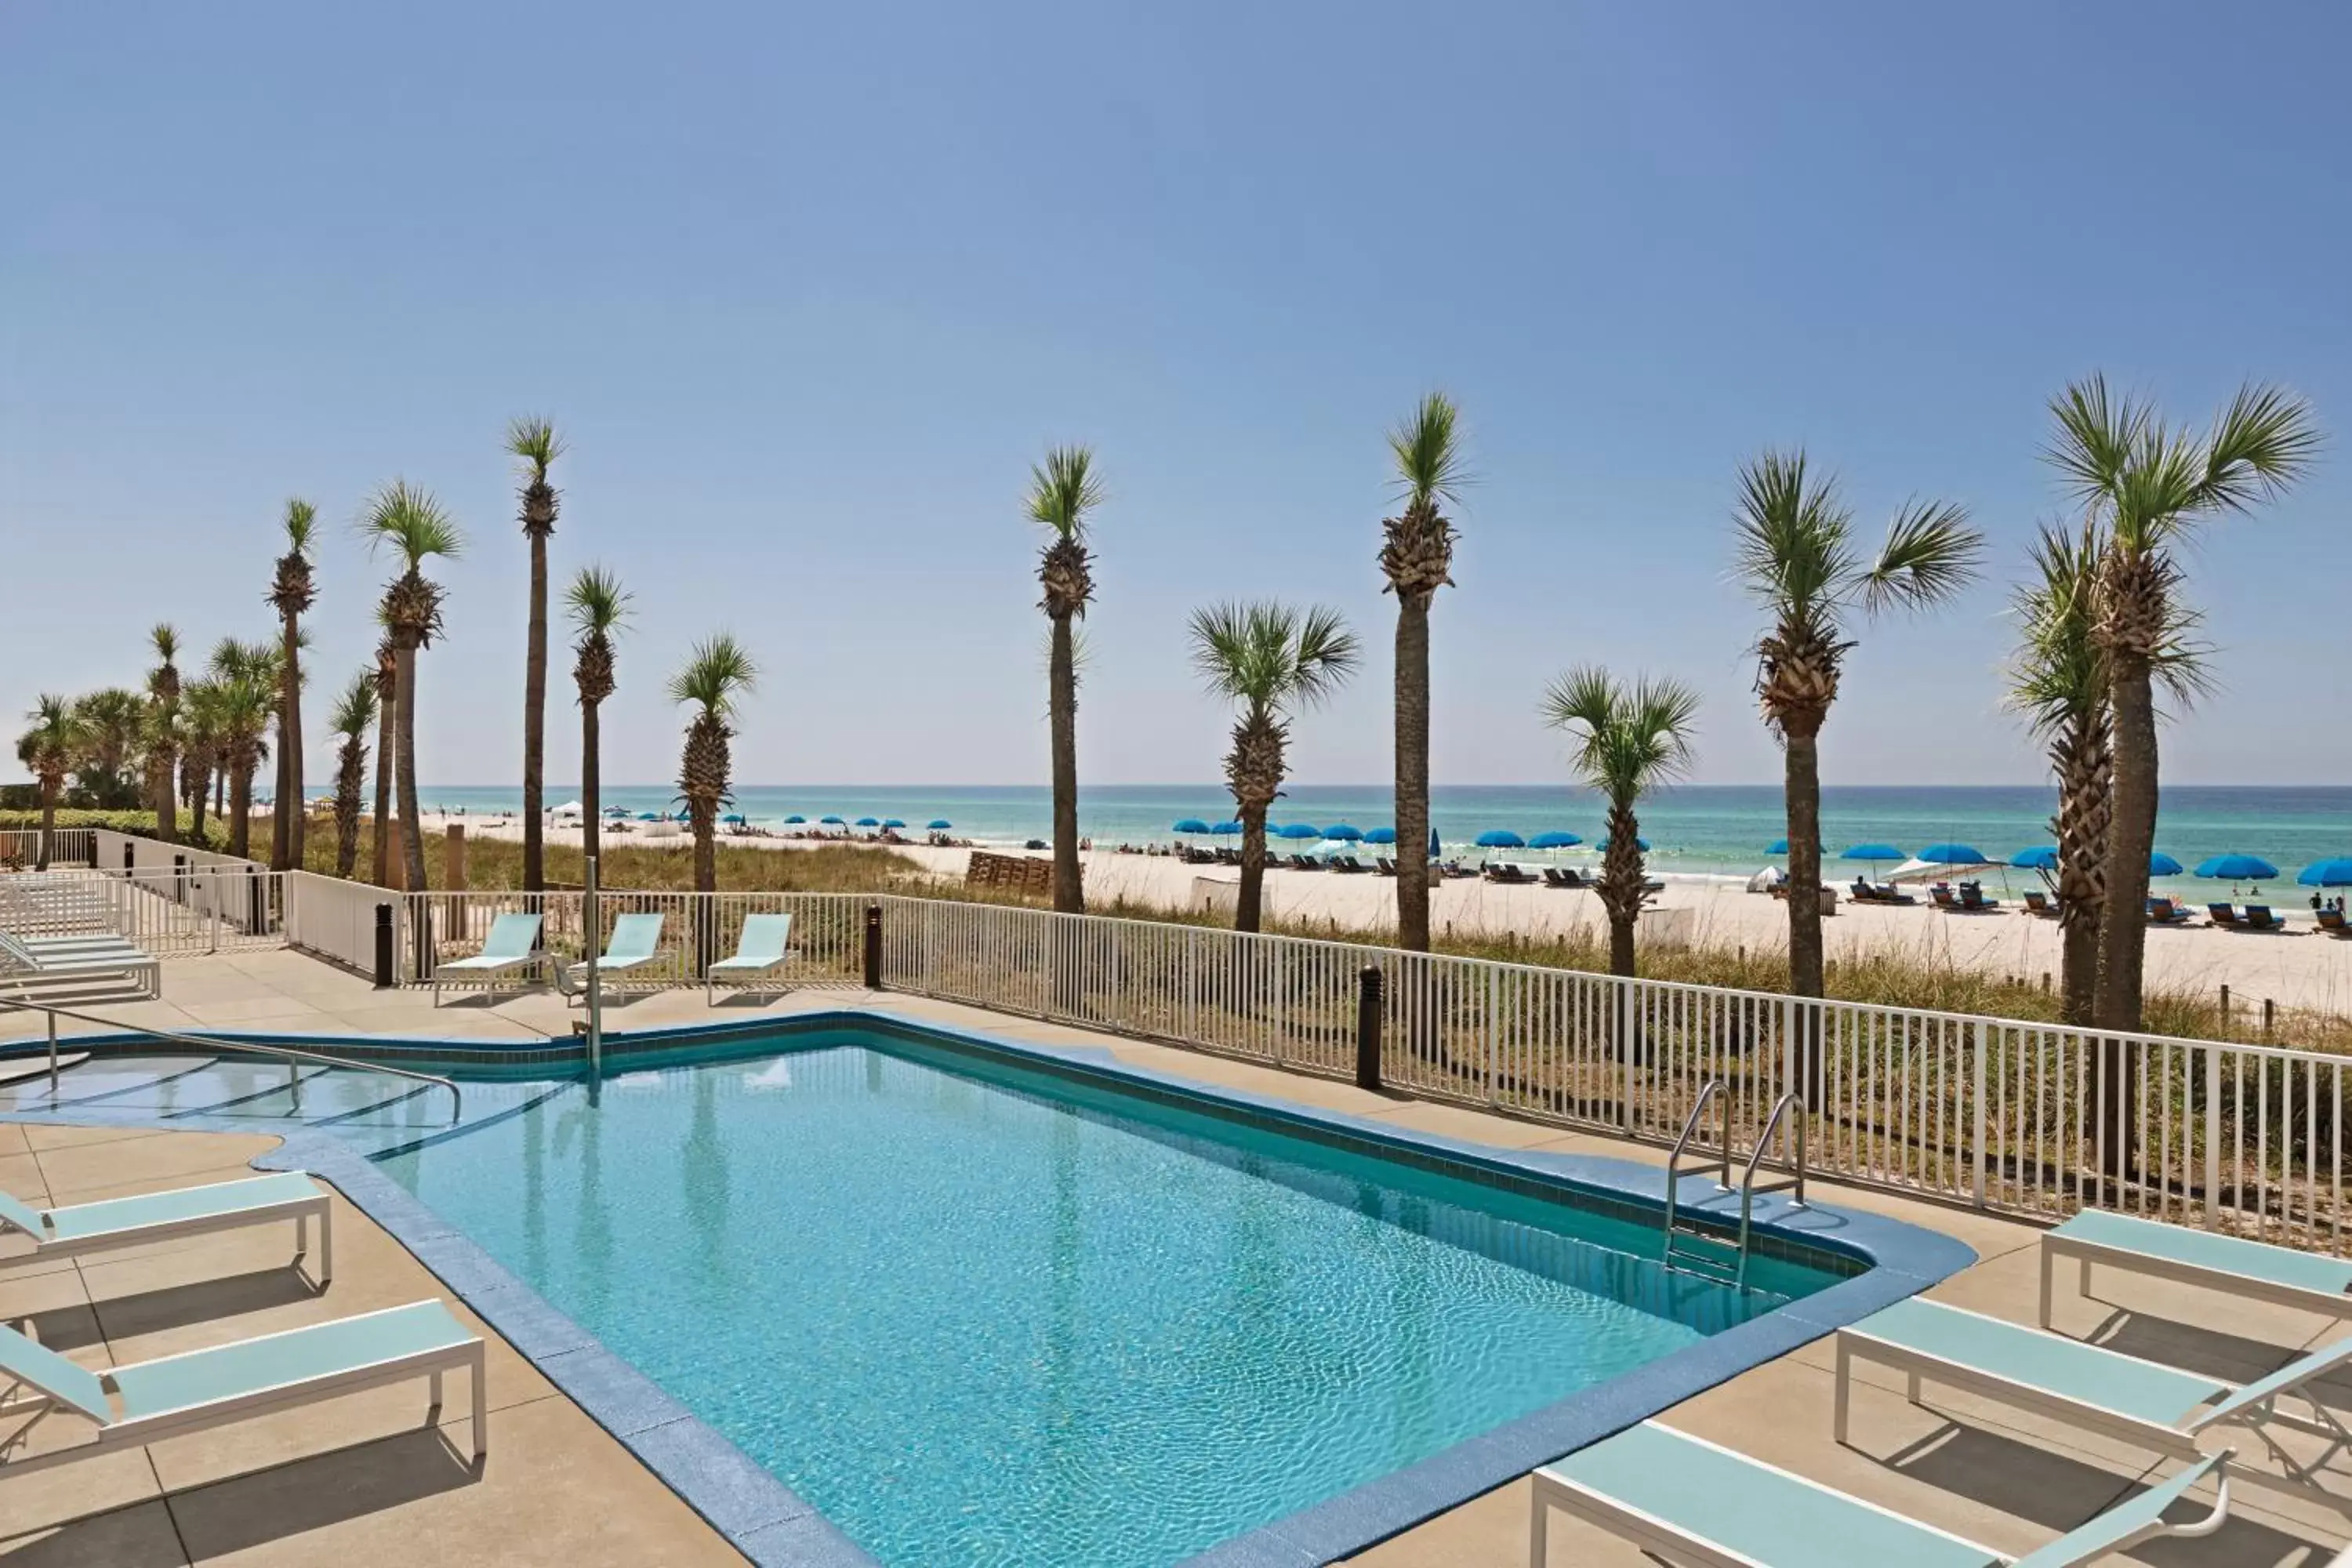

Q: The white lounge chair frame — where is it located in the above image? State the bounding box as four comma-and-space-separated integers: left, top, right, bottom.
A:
0, 1173, 331, 1284
2042, 1217, 2352, 1327
430, 913, 548, 1006
0, 930, 158, 1000
705, 913, 796, 1003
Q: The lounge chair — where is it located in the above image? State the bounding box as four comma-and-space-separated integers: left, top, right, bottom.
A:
1485, 863, 1531, 884
1836, 1296, 2344, 1510
1541, 867, 1569, 888
705, 913, 795, 1002
2321, 909, 2351, 938
564, 912, 667, 997
1374, 858, 1396, 877
1330, 856, 1364, 874
430, 912, 545, 1004
2042, 1208, 2352, 1327
0, 1301, 485, 1481
2244, 905, 2290, 932
1958, 884, 2001, 912
1530, 1418, 2229, 1568
2147, 898, 2192, 925
2209, 902, 2244, 927
0, 931, 159, 1000
2023, 890, 2053, 916
0, 1173, 330, 1284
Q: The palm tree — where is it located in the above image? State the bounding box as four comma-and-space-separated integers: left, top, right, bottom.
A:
267, 499, 318, 870
565, 565, 630, 864
670, 635, 757, 900
209, 639, 277, 860
362, 481, 463, 896
1378, 392, 1466, 953
145, 624, 182, 843
327, 670, 378, 879
70, 688, 147, 807
2045, 376, 2318, 1033
508, 417, 564, 892
1542, 669, 1700, 977
1025, 447, 1102, 915
180, 680, 221, 845
370, 626, 397, 886
16, 696, 85, 869
1187, 602, 1360, 933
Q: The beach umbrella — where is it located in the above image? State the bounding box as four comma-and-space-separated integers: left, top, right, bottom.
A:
1171, 818, 1212, 835
1766, 838, 1789, 856
2297, 858, 2352, 886
1595, 836, 1652, 852
721, 813, 746, 825
1211, 820, 1242, 835
634, 811, 661, 822
1323, 823, 1363, 842
1918, 843, 1988, 866
1430, 827, 1442, 860
882, 818, 906, 829
604, 805, 628, 817
927, 819, 953, 831
2009, 846, 2060, 870
1363, 827, 1397, 845
1529, 831, 1582, 850
1475, 829, 1526, 849
855, 816, 880, 828
2147, 851, 2183, 877
819, 815, 844, 825
1279, 823, 1323, 840
1842, 843, 1905, 864
783, 815, 806, 824
2197, 854, 2278, 880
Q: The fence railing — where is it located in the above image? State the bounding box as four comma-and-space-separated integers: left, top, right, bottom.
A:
392, 889, 868, 992
0, 828, 96, 869
0, 866, 284, 956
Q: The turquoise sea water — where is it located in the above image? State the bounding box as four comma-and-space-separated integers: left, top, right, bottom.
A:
375, 1029, 1840, 1567
416, 783, 2352, 887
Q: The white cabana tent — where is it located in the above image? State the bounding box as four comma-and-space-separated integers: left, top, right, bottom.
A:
548, 800, 585, 818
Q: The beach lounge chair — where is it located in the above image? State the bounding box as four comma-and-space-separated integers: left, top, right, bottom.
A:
2023, 890, 2053, 916
0, 931, 159, 1000
2209, 902, 2243, 927
2244, 905, 2289, 932
430, 912, 545, 1004
1529, 1418, 2229, 1568
1330, 855, 1365, 874
564, 912, 667, 996
2042, 1208, 2352, 1327
0, 1172, 330, 1284
1836, 1296, 2344, 1510
2322, 909, 2352, 938
1485, 863, 1531, 884
1958, 884, 2001, 912
1374, 858, 1396, 877
2147, 898, 2192, 925
0, 1300, 485, 1482
705, 913, 795, 1002
1930, 885, 1961, 912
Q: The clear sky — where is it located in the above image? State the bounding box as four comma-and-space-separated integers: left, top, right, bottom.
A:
5, 2, 2346, 791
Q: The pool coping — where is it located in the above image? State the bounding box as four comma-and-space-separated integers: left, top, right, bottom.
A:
2, 1007, 1976, 1567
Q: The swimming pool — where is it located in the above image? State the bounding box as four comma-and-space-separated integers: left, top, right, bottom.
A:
0, 1014, 1965, 1566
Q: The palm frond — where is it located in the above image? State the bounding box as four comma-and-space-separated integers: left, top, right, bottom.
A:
1730, 448, 1853, 627
2042, 374, 2147, 505
564, 564, 632, 637
150, 623, 179, 663
1187, 601, 1359, 713
2193, 380, 2321, 516
1541, 666, 1700, 800
328, 670, 379, 739
359, 479, 465, 567
1387, 391, 1468, 509
1860, 498, 1984, 614
1025, 445, 1105, 540
281, 498, 318, 557
667, 634, 757, 714
506, 415, 564, 477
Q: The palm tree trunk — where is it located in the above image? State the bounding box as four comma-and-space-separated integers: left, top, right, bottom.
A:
213, 764, 225, 818
1236, 806, 1267, 934
394, 647, 428, 895
35, 782, 55, 870
336, 742, 361, 879
151, 756, 176, 844
581, 700, 601, 864
2093, 655, 2156, 1196
1783, 724, 1825, 1105
1394, 600, 1432, 951
523, 535, 548, 892
692, 812, 716, 893
187, 758, 208, 844
280, 615, 304, 870
1599, 802, 1644, 978
229, 758, 253, 860
372, 678, 395, 887
1047, 614, 1083, 914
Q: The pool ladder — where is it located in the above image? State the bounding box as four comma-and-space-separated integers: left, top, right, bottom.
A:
1659, 1080, 1807, 1288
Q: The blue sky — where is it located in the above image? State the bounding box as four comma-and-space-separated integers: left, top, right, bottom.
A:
5, 2, 2346, 790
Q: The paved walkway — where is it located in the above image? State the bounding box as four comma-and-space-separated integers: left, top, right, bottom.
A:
3, 951, 2349, 1565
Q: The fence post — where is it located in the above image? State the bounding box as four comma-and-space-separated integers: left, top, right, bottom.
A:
1971, 1018, 1988, 1209
172, 854, 187, 905
246, 865, 267, 936
1356, 965, 1384, 1091
85, 834, 99, 869
2204, 1044, 2223, 1231
122, 841, 134, 875
863, 903, 883, 989
1619, 976, 1637, 1133
372, 904, 394, 989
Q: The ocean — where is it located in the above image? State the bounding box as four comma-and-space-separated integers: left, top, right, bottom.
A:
416, 783, 2352, 896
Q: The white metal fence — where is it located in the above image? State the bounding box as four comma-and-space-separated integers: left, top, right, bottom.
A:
391, 889, 868, 992
0, 828, 96, 869
0, 867, 283, 956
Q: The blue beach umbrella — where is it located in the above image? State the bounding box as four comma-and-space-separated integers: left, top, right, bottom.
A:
1430, 826, 1443, 860
634, 811, 661, 822
604, 805, 628, 817
882, 818, 906, 829
1595, 836, 1652, 853
720, 813, 746, 825
2197, 854, 2278, 880
1842, 843, 1905, 864
1171, 818, 1212, 835
819, 815, 844, 826
2009, 846, 2060, 870
927, 818, 953, 831
855, 816, 880, 828
1211, 820, 1241, 835
1323, 823, 1363, 842
1475, 829, 1526, 849
1918, 843, 1988, 866
783, 814, 806, 824
1364, 826, 1397, 845
1766, 838, 1789, 855
1529, 831, 1582, 850
1279, 822, 1323, 840
2147, 851, 2183, 877
2298, 858, 2352, 887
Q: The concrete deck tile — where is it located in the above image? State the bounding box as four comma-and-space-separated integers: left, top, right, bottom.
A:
37, 1134, 286, 1203
0, 1497, 188, 1566
173, 997, 334, 1028
1356, 1099, 1584, 1149
0, 1151, 51, 1204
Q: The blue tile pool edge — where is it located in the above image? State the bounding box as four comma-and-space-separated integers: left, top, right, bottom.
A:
2, 1007, 1976, 1567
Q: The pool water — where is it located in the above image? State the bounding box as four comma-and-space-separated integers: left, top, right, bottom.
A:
372, 1030, 1846, 1566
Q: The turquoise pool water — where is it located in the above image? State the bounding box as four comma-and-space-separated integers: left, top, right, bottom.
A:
362, 1030, 1846, 1566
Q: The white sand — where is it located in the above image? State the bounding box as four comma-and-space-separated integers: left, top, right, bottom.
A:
426, 815, 2352, 1020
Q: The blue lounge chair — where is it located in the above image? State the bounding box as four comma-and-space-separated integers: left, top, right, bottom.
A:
431, 912, 545, 1004
564, 912, 666, 997
2042, 1208, 2352, 1326
1835, 1297, 2351, 1509
0, 1301, 483, 1481
0, 1172, 330, 1284
1530, 1419, 2230, 1567
705, 913, 795, 1002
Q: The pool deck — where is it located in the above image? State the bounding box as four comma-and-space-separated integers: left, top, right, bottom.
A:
3, 950, 2349, 1566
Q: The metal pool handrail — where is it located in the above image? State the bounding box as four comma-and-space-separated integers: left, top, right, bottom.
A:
0, 997, 463, 1126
